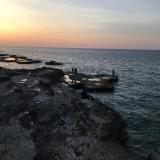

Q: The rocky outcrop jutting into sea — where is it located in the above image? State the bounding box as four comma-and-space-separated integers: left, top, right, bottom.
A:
0, 67, 143, 160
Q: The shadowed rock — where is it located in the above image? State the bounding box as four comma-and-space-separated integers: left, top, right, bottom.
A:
0, 67, 143, 160
45, 61, 63, 65
149, 149, 160, 160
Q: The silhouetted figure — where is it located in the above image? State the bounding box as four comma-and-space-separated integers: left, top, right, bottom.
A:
72, 68, 74, 73
81, 88, 89, 99
112, 69, 115, 77
71, 68, 74, 83
74, 68, 77, 75
74, 68, 77, 84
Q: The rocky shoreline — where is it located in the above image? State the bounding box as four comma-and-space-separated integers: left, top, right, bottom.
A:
0, 54, 63, 66
0, 66, 146, 160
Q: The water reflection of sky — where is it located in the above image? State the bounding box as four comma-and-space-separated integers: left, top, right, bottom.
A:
0, 47, 160, 157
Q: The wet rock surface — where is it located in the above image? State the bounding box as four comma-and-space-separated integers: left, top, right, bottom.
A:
0, 67, 143, 160
0, 54, 41, 64
64, 72, 118, 92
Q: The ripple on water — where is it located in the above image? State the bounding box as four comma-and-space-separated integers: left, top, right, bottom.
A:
0, 48, 160, 157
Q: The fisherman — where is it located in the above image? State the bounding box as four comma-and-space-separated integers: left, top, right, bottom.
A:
74, 68, 77, 75
74, 68, 77, 84
72, 67, 74, 74
71, 68, 74, 84
112, 69, 115, 77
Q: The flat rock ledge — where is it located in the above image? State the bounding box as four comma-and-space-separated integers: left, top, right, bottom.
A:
0, 67, 143, 160
0, 54, 41, 64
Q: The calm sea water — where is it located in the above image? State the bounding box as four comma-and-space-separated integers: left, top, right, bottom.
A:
0, 47, 160, 157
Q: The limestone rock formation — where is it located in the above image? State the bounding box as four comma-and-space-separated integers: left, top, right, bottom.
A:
0, 67, 143, 160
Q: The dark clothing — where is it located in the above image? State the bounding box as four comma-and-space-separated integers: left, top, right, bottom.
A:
74, 68, 77, 75
74, 68, 77, 84
112, 70, 115, 77
71, 68, 78, 84
81, 89, 89, 99
72, 68, 74, 73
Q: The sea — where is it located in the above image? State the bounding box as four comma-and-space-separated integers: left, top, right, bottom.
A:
0, 47, 160, 157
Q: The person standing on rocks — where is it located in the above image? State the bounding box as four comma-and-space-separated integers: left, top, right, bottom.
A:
74, 68, 77, 84
72, 68, 74, 73
71, 68, 74, 84
74, 68, 77, 75
112, 69, 115, 77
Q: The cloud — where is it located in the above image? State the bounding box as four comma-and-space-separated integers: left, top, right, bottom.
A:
1, 0, 160, 48
94, 22, 160, 37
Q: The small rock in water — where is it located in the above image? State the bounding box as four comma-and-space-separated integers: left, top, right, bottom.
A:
45, 60, 63, 65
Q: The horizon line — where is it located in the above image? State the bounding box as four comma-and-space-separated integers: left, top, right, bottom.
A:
0, 45, 160, 51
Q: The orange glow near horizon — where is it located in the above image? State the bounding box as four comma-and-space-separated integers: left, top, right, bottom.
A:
0, 0, 160, 49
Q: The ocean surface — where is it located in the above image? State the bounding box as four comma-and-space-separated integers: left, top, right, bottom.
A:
0, 47, 160, 157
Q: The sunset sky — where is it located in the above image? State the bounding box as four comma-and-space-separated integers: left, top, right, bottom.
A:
0, 0, 160, 49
